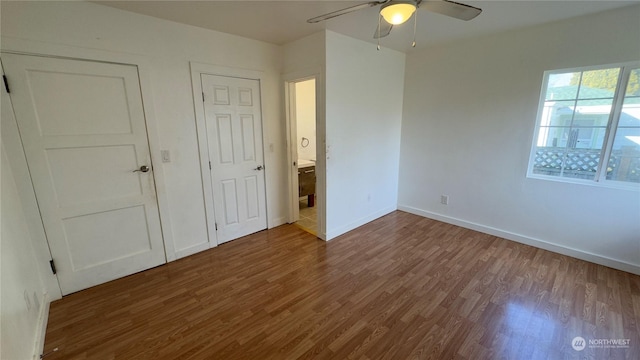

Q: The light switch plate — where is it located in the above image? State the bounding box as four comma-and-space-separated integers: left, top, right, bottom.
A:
161, 150, 171, 163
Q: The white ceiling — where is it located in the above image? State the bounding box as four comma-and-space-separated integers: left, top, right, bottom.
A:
95, 0, 640, 52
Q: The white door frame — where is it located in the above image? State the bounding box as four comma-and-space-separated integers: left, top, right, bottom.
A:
285, 76, 315, 224
285, 80, 299, 223
3, 53, 167, 294
1, 59, 61, 300
1, 47, 174, 299
190, 62, 270, 247
283, 69, 326, 240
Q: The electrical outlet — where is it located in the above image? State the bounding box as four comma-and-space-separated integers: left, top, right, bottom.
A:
440, 195, 449, 205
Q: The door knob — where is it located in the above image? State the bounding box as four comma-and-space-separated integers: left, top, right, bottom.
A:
254, 165, 264, 171
133, 165, 150, 173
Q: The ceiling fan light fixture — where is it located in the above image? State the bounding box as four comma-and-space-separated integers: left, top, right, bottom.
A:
380, 1, 417, 25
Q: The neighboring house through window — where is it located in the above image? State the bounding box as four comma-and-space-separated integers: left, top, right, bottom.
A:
528, 62, 640, 187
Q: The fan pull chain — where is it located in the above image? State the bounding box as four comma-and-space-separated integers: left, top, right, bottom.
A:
377, 14, 381, 50
412, 11, 417, 48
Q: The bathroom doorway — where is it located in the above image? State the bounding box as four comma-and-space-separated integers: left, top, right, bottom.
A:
287, 78, 318, 235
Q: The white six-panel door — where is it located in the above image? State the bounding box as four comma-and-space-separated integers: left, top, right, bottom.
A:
2, 54, 166, 295
202, 74, 267, 243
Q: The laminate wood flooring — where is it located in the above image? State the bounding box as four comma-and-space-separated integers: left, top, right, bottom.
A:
43, 211, 640, 359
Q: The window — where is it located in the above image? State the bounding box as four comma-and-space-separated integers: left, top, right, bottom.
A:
528, 62, 640, 187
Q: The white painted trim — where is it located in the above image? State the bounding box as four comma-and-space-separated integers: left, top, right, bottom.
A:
33, 292, 50, 360
136, 60, 176, 262
526, 60, 640, 192
282, 68, 323, 83
271, 216, 288, 228
284, 81, 299, 224
315, 72, 327, 241
325, 206, 397, 241
398, 205, 640, 275
189, 61, 272, 251
282, 67, 326, 240
189, 62, 219, 250
174, 244, 210, 260
283, 72, 321, 225
1, 67, 62, 300
1, 38, 177, 263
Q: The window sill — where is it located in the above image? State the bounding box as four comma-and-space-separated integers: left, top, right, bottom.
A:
526, 173, 640, 191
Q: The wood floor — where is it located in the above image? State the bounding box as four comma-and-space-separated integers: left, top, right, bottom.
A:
43, 211, 640, 359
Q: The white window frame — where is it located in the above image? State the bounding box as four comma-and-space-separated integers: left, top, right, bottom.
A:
527, 61, 640, 190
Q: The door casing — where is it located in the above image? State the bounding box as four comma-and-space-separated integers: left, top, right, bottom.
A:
1, 49, 175, 299
201, 74, 267, 243
283, 69, 327, 240
0, 51, 173, 295
285, 77, 318, 225
190, 62, 271, 247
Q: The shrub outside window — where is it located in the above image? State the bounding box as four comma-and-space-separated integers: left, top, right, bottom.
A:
528, 62, 640, 187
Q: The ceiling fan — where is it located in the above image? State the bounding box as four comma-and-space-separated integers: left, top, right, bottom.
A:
307, 0, 482, 43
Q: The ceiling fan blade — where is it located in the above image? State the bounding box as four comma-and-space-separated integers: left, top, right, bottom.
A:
307, 1, 387, 23
373, 21, 393, 39
420, 0, 482, 21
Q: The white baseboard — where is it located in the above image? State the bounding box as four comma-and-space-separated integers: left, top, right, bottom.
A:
174, 242, 211, 260
398, 205, 640, 276
269, 216, 287, 229
326, 206, 397, 241
33, 292, 50, 360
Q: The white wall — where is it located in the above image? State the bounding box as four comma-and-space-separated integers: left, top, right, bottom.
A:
295, 79, 317, 161
325, 31, 405, 239
398, 5, 640, 274
1, 139, 46, 360
282, 31, 325, 76
282, 31, 405, 240
283, 31, 327, 237
1, 72, 54, 359
0, 1, 286, 262
0, 2, 286, 356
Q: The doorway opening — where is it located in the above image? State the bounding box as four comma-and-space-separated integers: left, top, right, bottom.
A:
287, 78, 318, 235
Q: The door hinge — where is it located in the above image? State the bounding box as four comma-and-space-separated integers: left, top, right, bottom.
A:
209, 161, 212, 170
3, 75, 10, 93
49, 259, 57, 275
202, 92, 205, 102
215, 223, 218, 231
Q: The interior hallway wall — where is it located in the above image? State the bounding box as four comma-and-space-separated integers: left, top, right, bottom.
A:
324, 31, 405, 239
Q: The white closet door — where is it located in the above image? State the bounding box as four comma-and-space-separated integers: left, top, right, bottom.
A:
2, 54, 166, 295
202, 74, 267, 243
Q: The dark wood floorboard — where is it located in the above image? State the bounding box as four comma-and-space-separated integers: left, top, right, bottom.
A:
43, 211, 640, 359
